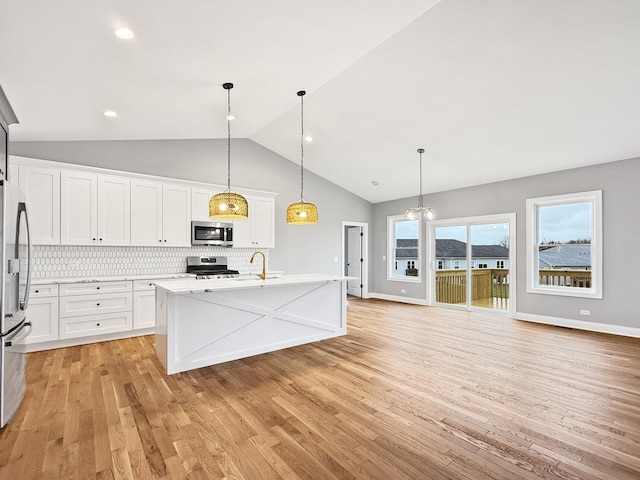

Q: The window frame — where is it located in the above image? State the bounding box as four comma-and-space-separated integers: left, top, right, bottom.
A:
387, 215, 421, 283
526, 190, 602, 299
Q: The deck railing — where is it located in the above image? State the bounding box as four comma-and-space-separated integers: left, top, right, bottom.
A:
435, 269, 510, 305
435, 268, 591, 307
538, 269, 591, 288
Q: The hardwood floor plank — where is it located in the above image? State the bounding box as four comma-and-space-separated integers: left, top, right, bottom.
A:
1, 298, 640, 479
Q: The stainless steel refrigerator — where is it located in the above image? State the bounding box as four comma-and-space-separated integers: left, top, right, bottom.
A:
0, 180, 31, 428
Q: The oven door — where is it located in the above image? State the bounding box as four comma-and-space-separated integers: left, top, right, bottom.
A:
191, 221, 233, 246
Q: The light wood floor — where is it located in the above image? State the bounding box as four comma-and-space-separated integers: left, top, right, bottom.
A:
1, 298, 640, 479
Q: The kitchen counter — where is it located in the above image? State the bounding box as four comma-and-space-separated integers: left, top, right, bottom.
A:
153, 274, 353, 294
154, 274, 353, 374
32, 273, 196, 285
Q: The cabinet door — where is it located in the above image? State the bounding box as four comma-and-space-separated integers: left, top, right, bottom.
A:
191, 187, 219, 221
97, 175, 130, 245
18, 165, 61, 245
251, 196, 275, 248
133, 290, 156, 329
232, 203, 253, 248
60, 171, 98, 245
19, 296, 59, 344
131, 180, 163, 246
162, 184, 191, 246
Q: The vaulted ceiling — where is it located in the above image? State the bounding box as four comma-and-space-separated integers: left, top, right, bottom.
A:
2, 0, 639, 203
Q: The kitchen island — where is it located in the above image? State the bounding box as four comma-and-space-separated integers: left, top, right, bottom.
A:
153, 274, 352, 374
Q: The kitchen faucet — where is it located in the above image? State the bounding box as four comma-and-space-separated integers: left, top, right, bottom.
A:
250, 251, 267, 280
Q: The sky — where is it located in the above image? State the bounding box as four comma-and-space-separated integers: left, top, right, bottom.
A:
395, 201, 591, 245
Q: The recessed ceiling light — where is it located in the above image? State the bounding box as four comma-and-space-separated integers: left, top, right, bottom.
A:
103, 110, 118, 118
304, 136, 313, 142
372, 181, 380, 186
226, 114, 235, 121
114, 27, 135, 40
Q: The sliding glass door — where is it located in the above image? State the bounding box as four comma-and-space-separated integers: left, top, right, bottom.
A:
430, 214, 515, 314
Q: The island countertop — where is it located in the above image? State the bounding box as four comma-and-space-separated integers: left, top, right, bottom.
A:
154, 274, 356, 295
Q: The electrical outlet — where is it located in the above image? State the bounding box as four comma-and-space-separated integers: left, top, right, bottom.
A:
580, 309, 591, 316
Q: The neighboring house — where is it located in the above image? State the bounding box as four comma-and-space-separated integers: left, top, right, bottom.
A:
538, 244, 591, 270
394, 238, 510, 275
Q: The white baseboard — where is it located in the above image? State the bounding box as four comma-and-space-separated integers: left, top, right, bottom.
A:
19, 327, 155, 353
516, 312, 640, 338
368, 292, 429, 306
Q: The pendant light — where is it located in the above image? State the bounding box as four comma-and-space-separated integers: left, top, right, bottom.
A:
209, 82, 249, 220
405, 148, 436, 221
287, 90, 318, 224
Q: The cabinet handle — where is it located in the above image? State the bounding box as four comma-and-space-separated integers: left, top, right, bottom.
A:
99, 238, 103, 241
97, 323, 101, 327
159, 239, 162, 243
93, 238, 96, 241
164, 239, 167, 242
97, 303, 100, 306
35, 290, 39, 293
96, 287, 100, 290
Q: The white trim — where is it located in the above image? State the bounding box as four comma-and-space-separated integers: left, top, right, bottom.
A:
368, 292, 429, 306
516, 312, 640, 338
428, 212, 516, 315
387, 215, 421, 283
526, 190, 602, 299
16, 327, 155, 353
341, 221, 369, 299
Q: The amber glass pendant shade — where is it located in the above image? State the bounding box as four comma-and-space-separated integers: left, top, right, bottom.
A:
210, 82, 249, 221
286, 201, 318, 225
287, 90, 318, 225
209, 191, 248, 220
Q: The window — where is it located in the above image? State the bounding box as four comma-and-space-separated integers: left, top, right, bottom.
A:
437, 260, 443, 270
497, 261, 504, 269
453, 260, 460, 269
478, 263, 488, 269
388, 215, 420, 282
526, 190, 602, 298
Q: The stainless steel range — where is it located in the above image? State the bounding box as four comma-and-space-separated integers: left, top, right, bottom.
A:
186, 256, 240, 279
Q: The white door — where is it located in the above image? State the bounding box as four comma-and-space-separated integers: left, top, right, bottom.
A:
131, 180, 163, 246
97, 175, 130, 245
162, 184, 191, 246
18, 164, 61, 245
60, 171, 97, 245
251, 196, 275, 248
346, 226, 362, 297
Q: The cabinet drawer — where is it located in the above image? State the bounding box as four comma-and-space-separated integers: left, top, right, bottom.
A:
133, 279, 158, 291
59, 292, 132, 318
59, 312, 132, 339
59, 281, 131, 296
29, 284, 59, 298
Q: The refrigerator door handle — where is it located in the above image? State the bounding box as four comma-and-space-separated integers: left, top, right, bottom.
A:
4, 321, 32, 347
16, 201, 32, 311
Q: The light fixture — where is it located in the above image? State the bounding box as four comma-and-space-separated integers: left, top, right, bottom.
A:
114, 28, 135, 40
209, 83, 249, 220
287, 90, 318, 224
103, 110, 118, 117
405, 148, 436, 221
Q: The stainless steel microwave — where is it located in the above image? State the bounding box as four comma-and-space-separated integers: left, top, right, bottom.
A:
191, 221, 233, 247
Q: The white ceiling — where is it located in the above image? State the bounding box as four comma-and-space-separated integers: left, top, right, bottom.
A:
2, 0, 640, 203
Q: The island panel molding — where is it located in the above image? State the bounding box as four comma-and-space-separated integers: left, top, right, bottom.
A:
155, 276, 350, 374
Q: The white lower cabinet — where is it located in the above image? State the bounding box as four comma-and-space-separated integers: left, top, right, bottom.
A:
58, 281, 133, 340
21, 285, 59, 344
133, 280, 157, 329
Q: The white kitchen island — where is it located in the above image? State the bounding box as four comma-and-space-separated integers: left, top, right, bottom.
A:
153, 274, 352, 374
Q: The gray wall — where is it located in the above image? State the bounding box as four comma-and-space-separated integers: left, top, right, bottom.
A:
10, 139, 373, 280
373, 156, 640, 329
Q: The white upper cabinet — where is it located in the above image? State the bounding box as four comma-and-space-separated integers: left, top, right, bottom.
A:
191, 187, 222, 221
130, 180, 163, 246
17, 164, 61, 245
162, 184, 191, 246
131, 180, 191, 246
233, 195, 275, 248
60, 171, 130, 246
98, 175, 131, 246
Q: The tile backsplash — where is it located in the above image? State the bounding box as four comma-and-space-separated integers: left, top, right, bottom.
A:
32, 245, 269, 280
